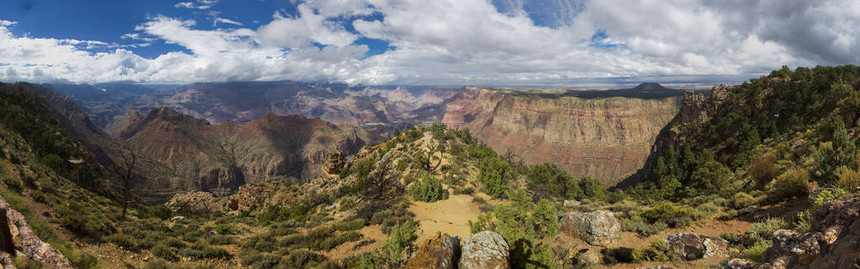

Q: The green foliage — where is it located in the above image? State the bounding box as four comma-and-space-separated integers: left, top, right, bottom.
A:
741, 239, 771, 262
214, 224, 233, 235
178, 241, 230, 260
771, 168, 809, 200
151, 244, 178, 262
148, 206, 172, 220
257, 203, 311, 226
749, 151, 780, 188
836, 167, 860, 190
470, 144, 513, 198
142, 259, 170, 269
408, 172, 446, 202
579, 176, 606, 201
731, 192, 756, 209
524, 163, 581, 199
814, 121, 856, 185
41, 154, 63, 173
429, 123, 448, 140
486, 189, 559, 268
641, 202, 696, 228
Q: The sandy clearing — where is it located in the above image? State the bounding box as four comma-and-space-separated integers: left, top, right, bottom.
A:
325, 224, 387, 261
409, 194, 483, 242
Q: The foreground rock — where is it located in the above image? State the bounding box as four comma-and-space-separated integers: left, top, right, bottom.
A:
459, 231, 510, 269
664, 233, 729, 260
0, 196, 73, 269
406, 232, 460, 269
743, 192, 860, 268
560, 211, 621, 246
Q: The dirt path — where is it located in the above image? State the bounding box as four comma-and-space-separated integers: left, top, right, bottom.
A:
408, 194, 483, 242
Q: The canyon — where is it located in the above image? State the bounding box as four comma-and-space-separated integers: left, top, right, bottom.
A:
56, 81, 686, 188
442, 85, 682, 185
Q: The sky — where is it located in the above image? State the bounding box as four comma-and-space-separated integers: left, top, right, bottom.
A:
0, 0, 858, 85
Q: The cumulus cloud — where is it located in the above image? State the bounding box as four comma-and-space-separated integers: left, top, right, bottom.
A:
0, 0, 858, 85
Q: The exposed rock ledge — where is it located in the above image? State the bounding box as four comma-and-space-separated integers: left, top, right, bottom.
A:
0, 195, 73, 269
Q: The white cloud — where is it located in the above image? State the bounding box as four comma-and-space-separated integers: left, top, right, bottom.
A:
1, 0, 858, 85
175, 0, 219, 10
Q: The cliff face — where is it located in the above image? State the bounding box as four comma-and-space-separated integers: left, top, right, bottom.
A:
121, 108, 371, 195
443, 87, 681, 185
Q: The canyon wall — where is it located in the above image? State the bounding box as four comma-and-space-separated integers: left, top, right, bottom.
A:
443, 86, 681, 185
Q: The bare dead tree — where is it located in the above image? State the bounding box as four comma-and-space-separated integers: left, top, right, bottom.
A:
110, 148, 136, 219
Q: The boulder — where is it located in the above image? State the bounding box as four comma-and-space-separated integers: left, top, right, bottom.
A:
664, 233, 729, 260
726, 258, 758, 269
572, 248, 601, 266
563, 200, 581, 207
406, 232, 460, 269
459, 231, 510, 269
560, 211, 620, 246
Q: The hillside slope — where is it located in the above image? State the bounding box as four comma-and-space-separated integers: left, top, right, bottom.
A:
120, 108, 372, 196
443, 85, 681, 185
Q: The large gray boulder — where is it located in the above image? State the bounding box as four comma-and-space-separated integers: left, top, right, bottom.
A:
459, 231, 510, 269
560, 211, 620, 246
665, 233, 729, 260
406, 232, 460, 269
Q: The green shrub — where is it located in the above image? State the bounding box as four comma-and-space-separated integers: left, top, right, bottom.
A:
836, 167, 860, 190
282, 250, 327, 268
12, 257, 44, 269
749, 151, 779, 188
409, 173, 446, 202
317, 231, 362, 251
332, 218, 365, 231
150, 244, 178, 262
215, 224, 232, 235
641, 202, 696, 228
105, 233, 140, 251
622, 216, 668, 237
524, 163, 581, 199
148, 206, 172, 220
209, 235, 236, 245
243, 235, 276, 252
580, 176, 606, 201
740, 239, 771, 262
748, 218, 787, 240
771, 168, 809, 200
142, 259, 170, 269
732, 192, 756, 209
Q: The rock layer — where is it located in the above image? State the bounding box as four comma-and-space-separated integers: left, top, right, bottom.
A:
443, 86, 680, 184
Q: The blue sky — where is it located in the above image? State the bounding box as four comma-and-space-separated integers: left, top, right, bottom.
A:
0, 0, 857, 85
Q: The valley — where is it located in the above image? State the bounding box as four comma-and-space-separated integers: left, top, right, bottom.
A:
2, 66, 860, 269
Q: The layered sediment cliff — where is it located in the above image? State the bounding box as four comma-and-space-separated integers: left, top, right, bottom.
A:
443, 86, 681, 185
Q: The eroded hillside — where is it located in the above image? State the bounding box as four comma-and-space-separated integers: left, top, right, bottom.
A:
443, 86, 682, 185
120, 107, 372, 196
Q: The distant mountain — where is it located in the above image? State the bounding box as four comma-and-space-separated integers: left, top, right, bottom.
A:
120, 107, 372, 197
55, 81, 459, 138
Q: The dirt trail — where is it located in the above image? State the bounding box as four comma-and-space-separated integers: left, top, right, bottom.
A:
409, 194, 483, 242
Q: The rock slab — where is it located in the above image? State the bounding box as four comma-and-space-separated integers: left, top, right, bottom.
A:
459, 231, 510, 269
664, 233, 729, 260
0, 196, 73, 269
560, 211, 620, 246
406, 232, 460, 269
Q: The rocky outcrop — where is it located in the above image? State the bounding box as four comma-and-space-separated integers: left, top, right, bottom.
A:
740, 191, 860, 268
443, 86, 681, 185
0, 196, 73, 269
323, 152, 345, 175
406, 232, 460, 269
664, 233, 729, 260
459, 231, 510, 269
560, 211, 621, 246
